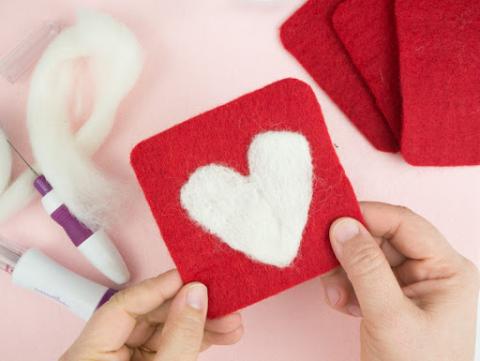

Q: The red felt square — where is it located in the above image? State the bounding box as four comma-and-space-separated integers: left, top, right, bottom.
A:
332, 0, 402, 140
280, 0, 399, 153
131, 79, 362, 318
396, 0, 480, 166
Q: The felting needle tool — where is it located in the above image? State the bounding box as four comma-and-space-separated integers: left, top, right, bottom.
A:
0, 238, 116, 320
6, 139, 130, 285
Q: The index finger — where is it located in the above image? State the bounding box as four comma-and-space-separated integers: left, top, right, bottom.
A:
360, 202, 455, 261
79, 269, 183, 351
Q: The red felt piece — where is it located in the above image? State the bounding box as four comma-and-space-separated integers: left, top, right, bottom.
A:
332, 0, 402, 140
396, 0, 480, 166
280, 0, 399, 153
131, 79, 363, 318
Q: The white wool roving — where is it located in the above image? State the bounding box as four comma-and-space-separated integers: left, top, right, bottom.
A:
26, 10, 144, 229
0, 128, 12, 195
0, 171, 37, 221
180, 131, 313, 267
0, 129, 37, 223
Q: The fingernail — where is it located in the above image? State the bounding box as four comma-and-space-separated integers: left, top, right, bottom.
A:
347, 304, 362, 317
326, 287, 341, 306
333, 219, 360, 244
186, 284, 208, 310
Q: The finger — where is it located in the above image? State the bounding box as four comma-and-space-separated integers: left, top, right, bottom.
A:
200, 342, 211, 352
144, 300, 172, 324
128, 309, 242, 350
360, 202, 455, 260
205, 313, 243, 334
60, 343, 134, 361
144, 325, 243, 353
322, 240, 405, 314
126, 300, 174, 347
199, 328, 244, 353
116, 346, 134, 361
154, 283, 208, 361
142, 314, 243, 351
321, 268, 351, 308
379, 237, 405, 267
322, 245, 403, 317
126, 319, 157, 348
132, 347, 156, 361
394, 256, 461, 286
81, 270, 183, 351
202, 326, 244, 346
403, 258, 480, 302
142, 324, 164, 352
321, 270, 361, 317
330, 218, 411, 321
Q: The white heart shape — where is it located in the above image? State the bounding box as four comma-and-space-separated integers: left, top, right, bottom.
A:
180, 131, 313, 267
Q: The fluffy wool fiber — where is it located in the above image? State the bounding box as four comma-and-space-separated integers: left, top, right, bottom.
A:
396, 0, 480, 165
0, 128, 12, 195
0, 171, 37, 222
332, 0, 402, 140
26, 10, 143, 229
280, 0, 398, 153
0, 128, 38, 223
131, 78, 363, 318
180, 131, 313, 267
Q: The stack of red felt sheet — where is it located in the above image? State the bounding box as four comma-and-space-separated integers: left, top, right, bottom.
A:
281, 0, 480, 166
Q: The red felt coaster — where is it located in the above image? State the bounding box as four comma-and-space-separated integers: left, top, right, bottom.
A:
280, 0, 399, 153
332, 0, 402, 140
396, 0, 480, 166
131, 79, 363, 318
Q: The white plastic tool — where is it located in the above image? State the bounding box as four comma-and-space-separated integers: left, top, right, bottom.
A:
5, 139, 130, 285
0, 239, 115, 320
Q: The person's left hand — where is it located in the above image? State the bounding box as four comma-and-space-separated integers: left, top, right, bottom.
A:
60, 269, 243, 361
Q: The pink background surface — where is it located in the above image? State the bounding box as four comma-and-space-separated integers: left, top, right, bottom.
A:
0, 1, 479, 360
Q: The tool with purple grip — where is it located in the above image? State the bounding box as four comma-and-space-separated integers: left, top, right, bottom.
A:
33, 175, 130, 284
4, 136, 130, 285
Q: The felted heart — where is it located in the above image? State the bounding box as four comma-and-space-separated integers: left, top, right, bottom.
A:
131, 78, 363, 318
180, 131, 313, 267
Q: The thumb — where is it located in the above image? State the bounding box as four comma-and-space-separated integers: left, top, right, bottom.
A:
155, 283, 208, 361
330, 218, 407, 320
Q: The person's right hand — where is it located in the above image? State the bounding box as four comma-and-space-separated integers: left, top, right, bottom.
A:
323, 202, 479, 361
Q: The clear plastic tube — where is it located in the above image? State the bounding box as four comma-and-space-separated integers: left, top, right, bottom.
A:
0, 21, 63, 83
0, 238, 23, 274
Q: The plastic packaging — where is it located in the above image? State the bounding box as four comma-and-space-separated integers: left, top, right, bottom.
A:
0, 239, 21, 274
0, 21, 62, 83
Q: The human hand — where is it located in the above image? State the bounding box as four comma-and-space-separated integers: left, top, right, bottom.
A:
61, 270, 243, 361
323, 202, 479, 361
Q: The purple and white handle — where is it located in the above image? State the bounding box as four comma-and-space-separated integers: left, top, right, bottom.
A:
34, 175, 130, 285
12, 248, 117, 320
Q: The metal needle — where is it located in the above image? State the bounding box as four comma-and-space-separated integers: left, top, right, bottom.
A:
6, 139, 39, 176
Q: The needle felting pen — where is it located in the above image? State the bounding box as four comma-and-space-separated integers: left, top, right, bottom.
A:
0, 238, 116, 320
6, 139, 130, 285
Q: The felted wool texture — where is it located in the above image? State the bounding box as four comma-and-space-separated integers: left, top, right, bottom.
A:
180, 131, 313, 267
131, 78, 363, 318
27, 10, 144, 229
280, 0, 399, 153
396, 0, 480, 166
332, 0, 402, 140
